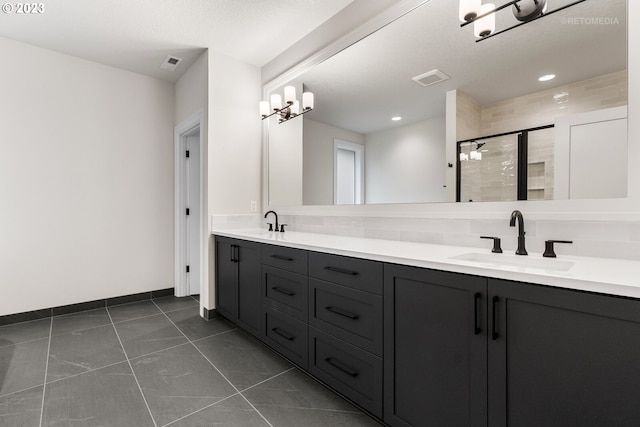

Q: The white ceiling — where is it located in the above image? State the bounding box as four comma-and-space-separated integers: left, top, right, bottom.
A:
294, 0, 627, 134
0, 0, 354, 82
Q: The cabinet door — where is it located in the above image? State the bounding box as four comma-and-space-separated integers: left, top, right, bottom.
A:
215, 237, 238, 320
236, 241, 262, 337
384, 264, 487, 427
488, 279, 640, 427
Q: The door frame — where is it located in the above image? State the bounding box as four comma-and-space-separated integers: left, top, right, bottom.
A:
174, 111, 205, 297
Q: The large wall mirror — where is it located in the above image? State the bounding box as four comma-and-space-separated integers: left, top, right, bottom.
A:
266, 0, 627, 207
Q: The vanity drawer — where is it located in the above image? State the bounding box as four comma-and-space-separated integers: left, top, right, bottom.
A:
309, 328, 382, 418
309, 252, 383, 295
309, 279, 382, 356
262, 244, 308, 275
263, 266, 308, 322
263, 306, 308, 370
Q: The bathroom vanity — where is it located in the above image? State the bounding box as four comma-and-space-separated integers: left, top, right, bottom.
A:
213, 229, 640, 427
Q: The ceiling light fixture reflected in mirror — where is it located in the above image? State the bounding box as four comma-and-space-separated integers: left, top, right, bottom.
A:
539, 74, 556, 82
392, 116, 402, 121
460, 0, 587, 42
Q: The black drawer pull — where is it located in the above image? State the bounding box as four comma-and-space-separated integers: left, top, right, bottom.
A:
272, 286, 295, 296
271, 327, 295, 341
324, 306, 359, 320
324, 357, 359, 377
323, 266, 358, 276
474, 293, 481, 335
271, 254, 294, 262
492, 296, 499, 340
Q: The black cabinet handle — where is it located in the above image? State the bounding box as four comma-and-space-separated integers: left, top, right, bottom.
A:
233, 246, 239, 263
492, 296, 499, 340
324, 306, 359, 320
271, 254, 294, 262
324, 357, 359, 377
272, 286, 295, 296
323, 266, 358, 276
230, 245, 235, 262
474, 293, 482, 335
271, 327, 295, 341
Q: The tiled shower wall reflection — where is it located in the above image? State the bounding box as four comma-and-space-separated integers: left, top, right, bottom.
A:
276, 215, 640, 261
456, 70, 627, 203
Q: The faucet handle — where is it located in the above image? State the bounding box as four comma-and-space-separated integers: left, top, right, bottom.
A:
480, 236, 503, 253
543, 240, 573, 258
267, 223, 273, 232
279, 224, 287, 232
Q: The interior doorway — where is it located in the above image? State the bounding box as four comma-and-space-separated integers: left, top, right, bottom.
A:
334, 139, 364, 205
174, 112, 204, 297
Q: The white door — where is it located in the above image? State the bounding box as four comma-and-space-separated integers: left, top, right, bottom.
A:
334, 139, 364, 205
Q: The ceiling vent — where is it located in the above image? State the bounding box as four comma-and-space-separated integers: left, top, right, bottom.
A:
412, 69, 450, 87
160, 55, 183, 71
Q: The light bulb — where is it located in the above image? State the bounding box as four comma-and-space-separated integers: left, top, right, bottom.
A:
459, 0, 481, 22
284, 86, 296, 104
474, 3, 495, 38
290, 100, 300, 115
270, 94, 282, 111
302, 92, 314, 110
260, 101, 270, 117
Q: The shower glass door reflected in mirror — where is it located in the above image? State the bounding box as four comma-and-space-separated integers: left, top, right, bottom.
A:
457, 126, 555, 203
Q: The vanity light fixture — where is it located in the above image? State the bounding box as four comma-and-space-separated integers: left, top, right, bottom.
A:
260, 86, 314, 124
460, 0, 586, 42
538, 74, 556, 82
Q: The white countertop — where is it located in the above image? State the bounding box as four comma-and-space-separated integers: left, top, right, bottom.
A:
212, 228, 640, 299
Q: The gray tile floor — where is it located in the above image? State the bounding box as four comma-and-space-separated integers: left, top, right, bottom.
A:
0, 296, 381, 427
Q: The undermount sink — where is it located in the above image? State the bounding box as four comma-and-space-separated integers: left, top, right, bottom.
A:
450, 252, 575, 272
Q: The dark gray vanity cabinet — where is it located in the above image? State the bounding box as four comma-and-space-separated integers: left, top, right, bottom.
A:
383, 264, 488, 427
214, 236, 262, 337
214, 235, 640, 427
488, 279, 640, 427
261, 245, 309, 369
308, 252, 384, 418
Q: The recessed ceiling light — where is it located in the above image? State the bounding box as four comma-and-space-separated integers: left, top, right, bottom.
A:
538, 74, 556, 82
392, 116, 402, 121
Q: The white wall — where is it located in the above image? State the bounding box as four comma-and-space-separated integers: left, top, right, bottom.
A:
303, 119, 365, 205
0, 37, 175, 316
365, 116, 447, 204
176, 50, 208, 125
207, 51, 262, 310
268, 82, 303, 206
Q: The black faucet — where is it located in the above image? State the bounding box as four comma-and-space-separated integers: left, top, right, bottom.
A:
264, 210, 279, 232
509, 210, 528, 255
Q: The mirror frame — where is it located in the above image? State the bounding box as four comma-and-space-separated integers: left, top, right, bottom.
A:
263, 0, 639, 221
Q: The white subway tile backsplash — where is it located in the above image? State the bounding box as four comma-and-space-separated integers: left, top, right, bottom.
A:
275, 215, 640, 261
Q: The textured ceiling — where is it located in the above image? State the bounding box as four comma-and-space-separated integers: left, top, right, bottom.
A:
293, 0, 627, 134
0, 0, 354, 82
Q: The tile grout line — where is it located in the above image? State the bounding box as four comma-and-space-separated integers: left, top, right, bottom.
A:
38, 316, 53, 427
106, 306, 159, 427
160, 393, 240, 427
161, 366, 294, 427
151, 300, 275, 427
0, 323, 240, 397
